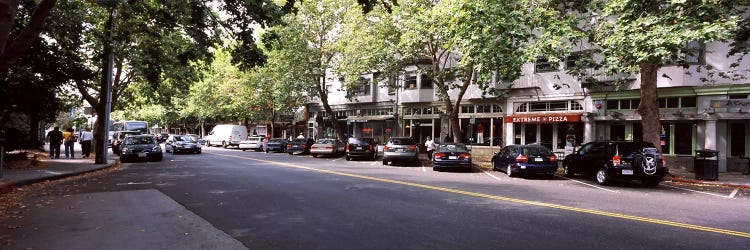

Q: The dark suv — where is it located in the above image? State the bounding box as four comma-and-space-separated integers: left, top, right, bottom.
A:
562, 141, 667, 186
346, 137, 376, 161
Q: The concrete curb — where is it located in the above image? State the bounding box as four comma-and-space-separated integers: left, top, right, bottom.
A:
0, 160, 119, 195
664, 176, 750, 189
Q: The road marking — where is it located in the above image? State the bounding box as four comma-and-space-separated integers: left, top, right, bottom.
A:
560, 176, 618, 193
729, 188, 739, 198
481, 170, 503, 181
115, 182, 152, 186
663, 184, 735, 199
210, 153, 750, 239
44, 171, 63, 175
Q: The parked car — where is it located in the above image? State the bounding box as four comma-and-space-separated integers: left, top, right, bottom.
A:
310, 138, 344, 158
186, 134, 202, 144
287, 138, 315, 155
119, 135, 163, 163
432, 143, 472, 171
165, 134, 202, 154
562, 141, 667, 186
239, 136, 266, 151
382, 137, 419, 166
204, 124, 247, 148
345, 137, 376, 161
492, 144, 558, 178
265, 138, 288, 153
111, 131, 141, 155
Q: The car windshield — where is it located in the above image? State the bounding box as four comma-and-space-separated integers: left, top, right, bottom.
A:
174, 135, 194, 142
522, 146, 552, 156
292, 139, 307, 143
616, 142, 656, 155
389, 138, 415, 145
348, 138, 372, 144
316, 139, 335, 144
124, 136, 155, 145
437, 144, 468, 152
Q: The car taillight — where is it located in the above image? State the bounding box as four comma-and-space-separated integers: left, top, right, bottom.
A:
516, 155, 528, 163
408, 145, 418, 151
301, 145, 307, 149
434, 153, 446, 159
549, 155, 557, 163
346, 144, 350, 152
612, 154, 621, 166
384, 145, 390, 151
369, 145, 373, 151
662, 157, 667, 168
460, 153, 471, 159
324, 146, 332, 149
287, 144, 291, 148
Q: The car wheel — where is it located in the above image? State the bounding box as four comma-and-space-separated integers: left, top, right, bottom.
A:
563, 163, 575, 177
595, 168, 611, 185
382, 159, 388, 165
153, 155, 163, 161
346, 156, 351, 161
432, 167, 439, 171
241, 149, 247, 151
506, 164, 515, 177
222, 141, 228, 148
288, 152, 293, 155
312, 154, 317, 158
492, 161, 497, 171
206, 140, 211, 147
642, 177, 662, 187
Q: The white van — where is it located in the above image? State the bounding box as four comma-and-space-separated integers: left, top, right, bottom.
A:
205, 124, 247, 148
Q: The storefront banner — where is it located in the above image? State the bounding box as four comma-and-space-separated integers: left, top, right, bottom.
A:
504, 114, 582, 123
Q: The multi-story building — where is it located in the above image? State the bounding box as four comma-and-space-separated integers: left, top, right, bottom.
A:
304, 41, 750, 172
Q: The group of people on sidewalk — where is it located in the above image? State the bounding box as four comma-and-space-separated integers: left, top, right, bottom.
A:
45, 126, 94, 159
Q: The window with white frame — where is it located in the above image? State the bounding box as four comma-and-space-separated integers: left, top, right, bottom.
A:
516, 101, 583, 113
405, 72, 417, 89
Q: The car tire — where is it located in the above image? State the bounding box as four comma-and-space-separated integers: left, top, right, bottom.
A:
432, 167, 439, 171
241, 149, 246, 151
288, 152, 293, 155
312, 154, 317, 158
346, 156, 351, 161
382, 159, 388, 165
206, 140, 211, 147
595, 168, 611, 185
506, 164, 515, 177
492, 161, 497, 171
222, 141, 228, 148
563, 163, 575, 177
153, 155, 163, 161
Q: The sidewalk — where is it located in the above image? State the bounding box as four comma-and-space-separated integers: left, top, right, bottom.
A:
470, 156, 750, 189
0, 144, 117, 194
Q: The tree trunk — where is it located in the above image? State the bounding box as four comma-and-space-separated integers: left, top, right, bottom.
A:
638, 63, 661, 151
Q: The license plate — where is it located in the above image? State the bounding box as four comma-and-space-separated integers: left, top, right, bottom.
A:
534, 158, 543, 162
449, 156, 458, 160
357, 147, 362, 150
397, 149, 405, 152
622, 169, 634, 175
138, 152, 147, 157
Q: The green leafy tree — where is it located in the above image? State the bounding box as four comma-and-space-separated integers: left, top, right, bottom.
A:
531, 0, 744, 149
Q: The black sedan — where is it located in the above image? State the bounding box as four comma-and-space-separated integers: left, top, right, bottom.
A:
265, 138, 288, 153
432, 143, 472, 171
119, 135, 163, 163
287, 138, 315, 155
165, 134, 202, 154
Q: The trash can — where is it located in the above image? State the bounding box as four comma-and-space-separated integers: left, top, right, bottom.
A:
694, 149, 719, 181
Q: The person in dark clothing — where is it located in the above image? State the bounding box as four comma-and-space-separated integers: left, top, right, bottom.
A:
46, 127, 63, 159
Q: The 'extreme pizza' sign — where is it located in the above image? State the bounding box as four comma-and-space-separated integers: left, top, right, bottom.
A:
504, 114, 582, 123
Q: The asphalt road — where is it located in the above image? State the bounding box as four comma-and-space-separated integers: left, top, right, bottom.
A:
2, 145, 749, 249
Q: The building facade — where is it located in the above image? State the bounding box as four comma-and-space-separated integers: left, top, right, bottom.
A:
303, 41, 750, 172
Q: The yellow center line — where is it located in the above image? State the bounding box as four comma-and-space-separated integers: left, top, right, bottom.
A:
213, 152, 750, 239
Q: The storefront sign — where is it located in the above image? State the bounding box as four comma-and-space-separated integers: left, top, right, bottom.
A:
352, 119, 368, 123
362, 128, 373, 133
504, 114, 581, 123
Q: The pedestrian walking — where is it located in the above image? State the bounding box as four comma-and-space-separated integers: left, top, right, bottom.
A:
63, 127, 77, 158
425, 136, 436, 160
79, 127, 94, 158
46, 127, 63, 159
263, 138, 269, 153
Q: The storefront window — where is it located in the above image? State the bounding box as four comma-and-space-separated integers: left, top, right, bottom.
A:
540, 124, 553, 150
514, 123, 522, 144
461, 118, 501, 146
674, 123, 693, 155
730, 123, 746, 157
525, 124, 537, 144
557, 123, 583, 149
660, 122, 670, 154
